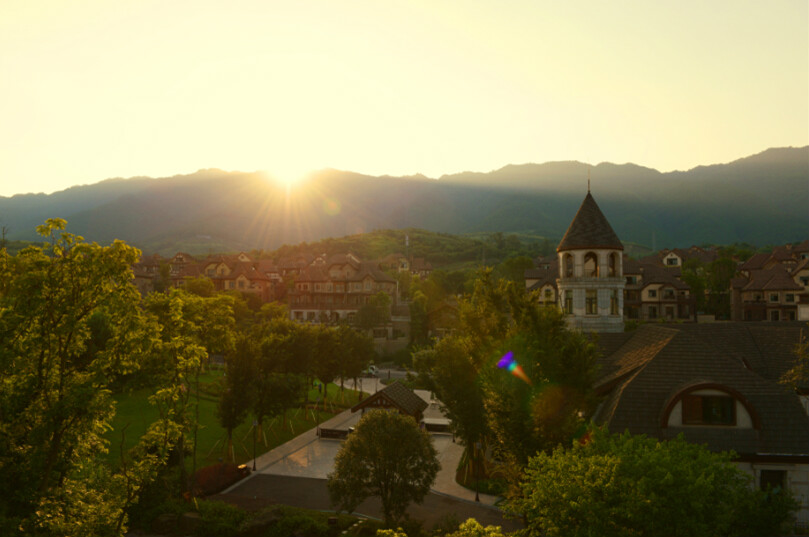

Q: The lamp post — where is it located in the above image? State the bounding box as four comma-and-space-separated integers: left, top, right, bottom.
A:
474, 441, 481, 502
252, 419, 258, 471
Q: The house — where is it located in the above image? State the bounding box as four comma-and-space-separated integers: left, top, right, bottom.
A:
592, 322, 809, 524
731, 242, 809, 322
287, 253, 397, 325
525, 258, 559, 306
351, 381, 429, 424
643, 245, 719, 268
623, 260, 694, 322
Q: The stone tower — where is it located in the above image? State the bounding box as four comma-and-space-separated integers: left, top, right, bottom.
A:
556, 191, 625, 333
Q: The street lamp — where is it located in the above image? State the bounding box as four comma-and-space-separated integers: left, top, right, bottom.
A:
474, 441, 481, 502
252, 419, 258, 471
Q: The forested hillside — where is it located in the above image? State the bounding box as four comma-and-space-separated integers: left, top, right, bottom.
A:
1, 147, 805, 254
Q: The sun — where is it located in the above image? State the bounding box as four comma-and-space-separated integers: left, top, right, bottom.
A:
263, 166, 312, 192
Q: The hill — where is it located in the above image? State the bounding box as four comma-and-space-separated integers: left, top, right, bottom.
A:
1, 147, 806, 255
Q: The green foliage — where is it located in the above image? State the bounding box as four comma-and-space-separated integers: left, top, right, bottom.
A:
377, 518, 507, 537
195, 500, 248, 537
328, 410, 440, 525
506, 428, 798, 537
780, 326, 809, 392
0, 219, 158, 535
356, 291, 392, 330
421, 269, 599, 468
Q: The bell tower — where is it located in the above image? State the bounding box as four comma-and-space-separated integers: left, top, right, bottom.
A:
556, 190, 625, 333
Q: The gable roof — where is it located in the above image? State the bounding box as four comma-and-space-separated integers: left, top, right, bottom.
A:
351, 381, 428, 417
557, 192, 623, 252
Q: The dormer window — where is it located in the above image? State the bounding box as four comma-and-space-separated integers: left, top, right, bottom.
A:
682, 394, 735, 426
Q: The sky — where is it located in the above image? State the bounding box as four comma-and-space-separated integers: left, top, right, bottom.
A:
0, 1, 807, 197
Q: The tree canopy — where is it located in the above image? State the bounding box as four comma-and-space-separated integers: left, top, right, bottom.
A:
506, 428, 797, 537
327, 409, 439, 525
0, 219, 154, 535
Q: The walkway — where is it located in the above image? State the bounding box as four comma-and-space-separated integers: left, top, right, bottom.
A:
217, 378, 514, 528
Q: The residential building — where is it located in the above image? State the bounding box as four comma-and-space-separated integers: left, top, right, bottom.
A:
593, 322, 809, 525
287, 253, 397, 325
731, 241, 809, 322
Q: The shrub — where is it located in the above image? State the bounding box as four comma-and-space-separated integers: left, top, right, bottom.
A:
195, 500, 248, 537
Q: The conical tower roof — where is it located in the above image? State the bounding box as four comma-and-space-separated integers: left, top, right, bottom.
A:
557, 192, 623, 252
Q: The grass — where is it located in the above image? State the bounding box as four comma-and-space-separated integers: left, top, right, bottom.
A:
105, 369, 368, 470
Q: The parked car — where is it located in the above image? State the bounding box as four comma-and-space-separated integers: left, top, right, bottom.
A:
361, 365, 378, 378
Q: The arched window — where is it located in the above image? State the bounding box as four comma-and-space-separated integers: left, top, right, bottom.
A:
584, 252, 598, 278
564, 254, 574, 277
608, 252, 618, 277
660, 384, 760, 429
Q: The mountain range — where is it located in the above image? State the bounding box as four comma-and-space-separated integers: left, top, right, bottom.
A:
1, 147, 806, 256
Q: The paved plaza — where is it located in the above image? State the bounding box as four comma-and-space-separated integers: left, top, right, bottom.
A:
218, 377, 517, 528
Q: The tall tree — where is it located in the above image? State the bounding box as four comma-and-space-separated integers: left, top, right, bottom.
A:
217, 335, 256, 461
327, 410, 439, 525
0, 219, 153, 535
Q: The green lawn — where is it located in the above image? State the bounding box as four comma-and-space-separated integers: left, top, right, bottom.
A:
104, 370, 367, 470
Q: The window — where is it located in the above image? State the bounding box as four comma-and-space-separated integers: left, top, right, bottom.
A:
610, 290, 619, 315
608, 253, 618, 277
307, 312, 315, 321
373, 328, 387, 339
760, 470, 786, 492
665, 306, 674, 319
663, 288, 675, 299
315, 283, 321, 291
626, 276, 637, 285
648, 289, 657, 298
682, 394, 735, 425
238, 279, 245, 289
648, 306, 657, 319
788, 311, 796, 321
769, 293, 779, 303
786, 294, 795, 303
667, 257, 679, 266
544, 289, 552, 302
365, 281, 372, 290
584, 252, 598, 278
771, 310, 780, 321
585, 290, 598, 314
564, 254, 574, 277
564, 290, 573, 314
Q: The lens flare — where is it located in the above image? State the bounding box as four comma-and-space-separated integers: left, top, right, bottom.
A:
497, 351, 532, 386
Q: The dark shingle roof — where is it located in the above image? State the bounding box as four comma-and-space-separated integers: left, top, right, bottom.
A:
557, 192, 623, 252
352, 381, 428, 417
593, 323, 809, 457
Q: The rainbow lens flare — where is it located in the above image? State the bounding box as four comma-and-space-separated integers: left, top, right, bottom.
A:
497, 351, 532, 386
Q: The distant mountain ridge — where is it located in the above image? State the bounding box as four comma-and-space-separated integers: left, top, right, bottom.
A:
1, 147, 806, 255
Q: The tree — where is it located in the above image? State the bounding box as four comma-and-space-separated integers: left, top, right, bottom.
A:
780, 325, 809, 392
0, 219, 154, 535
327, 410, 440, 525
355, 290, 392, 331
217, 335, 256, 461
425, 269, 599, 466
334, 325, 374, 397
506, 428, 797, 537
378, 518, 507, 537
495, 255, 535, 283
414, 339, 488, 488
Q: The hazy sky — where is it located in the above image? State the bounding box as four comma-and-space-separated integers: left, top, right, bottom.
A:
1, 1, 806, 197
